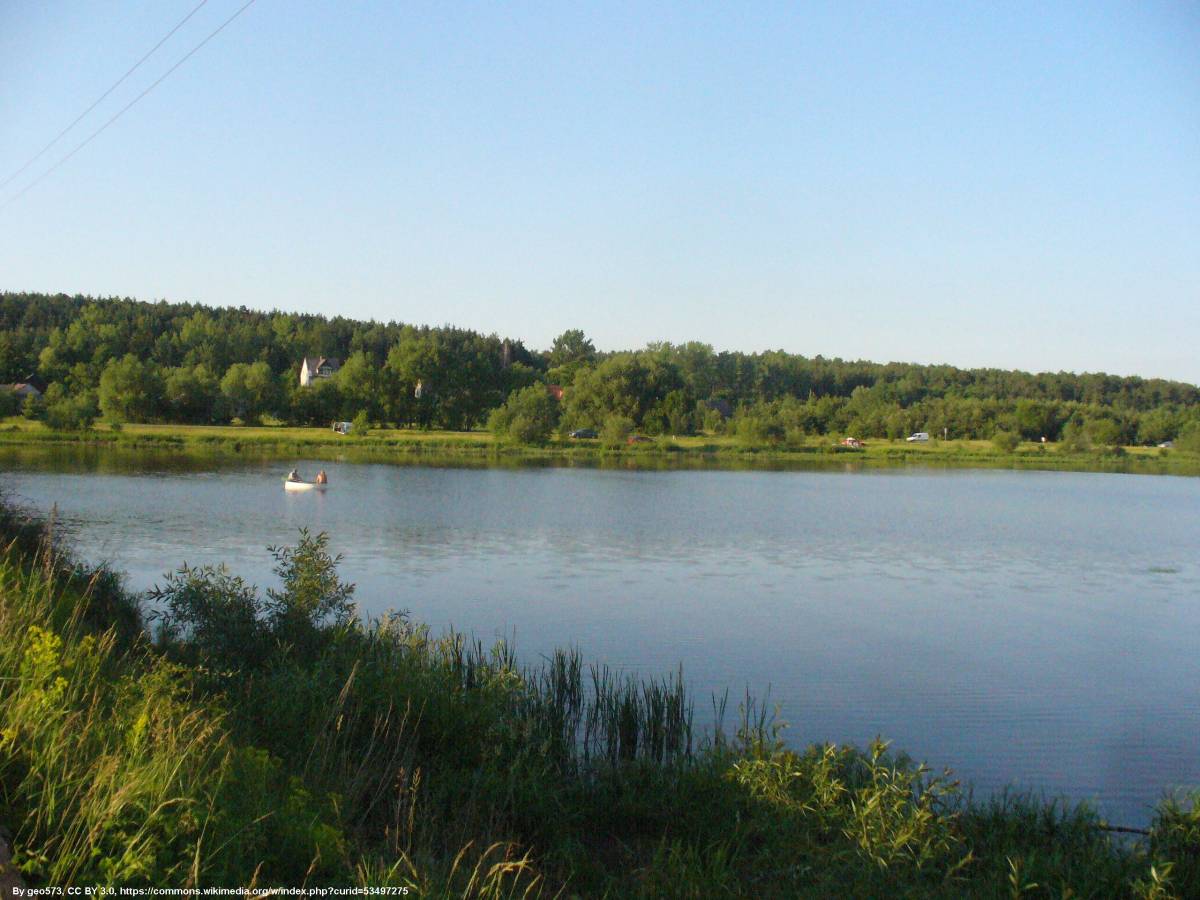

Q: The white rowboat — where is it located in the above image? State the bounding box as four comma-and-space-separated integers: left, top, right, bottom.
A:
284, 480, 327, 492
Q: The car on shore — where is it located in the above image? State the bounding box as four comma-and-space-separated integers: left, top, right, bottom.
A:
906, 432, 930, 442
569, 428, 598, 439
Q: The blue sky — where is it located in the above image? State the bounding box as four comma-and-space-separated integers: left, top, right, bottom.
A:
1, 1, 1197, 381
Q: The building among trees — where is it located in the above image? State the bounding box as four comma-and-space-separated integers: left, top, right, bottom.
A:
0, 375, 46, 398
298, 356, 341, 387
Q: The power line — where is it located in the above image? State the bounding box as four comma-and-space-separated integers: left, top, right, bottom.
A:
0, 0, 211, 192
0, 0, 258, 212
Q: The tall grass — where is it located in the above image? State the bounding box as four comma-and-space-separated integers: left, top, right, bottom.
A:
0, 498, 1197, 895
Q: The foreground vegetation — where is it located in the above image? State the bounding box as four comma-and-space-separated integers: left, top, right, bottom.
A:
1, 418, 1198, 477
0, 499, 1197, 895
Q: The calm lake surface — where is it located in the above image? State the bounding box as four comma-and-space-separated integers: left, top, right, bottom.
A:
5, 448, 1198, 827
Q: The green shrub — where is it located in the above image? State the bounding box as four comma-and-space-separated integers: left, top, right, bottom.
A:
1060, 421, 1092, 452
992, 430, 1020, 452
728, 739, 965, 877
701, 405, 726, 434
600, 414, 634, 448
266, 529, 356, 655
1177, 421, 1200, 453
42, 391, 91, 432
488, 385, 559, 444
21, 393, 41, 421
732, 411, 785, 446
206, 746, 347, 882
149, 563, 268, 673
508, 412, 545, 445
351, 409, 371, 436
149, 529, 355, 671
1149, 792, 1200, 896
1086, 416, 1125, 448
734, 415, 769, 446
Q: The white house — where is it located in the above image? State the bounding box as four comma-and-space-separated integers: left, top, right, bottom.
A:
298, 356, 341, 387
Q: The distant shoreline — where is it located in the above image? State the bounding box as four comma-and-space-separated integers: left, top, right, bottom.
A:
0, 421, 1195, 476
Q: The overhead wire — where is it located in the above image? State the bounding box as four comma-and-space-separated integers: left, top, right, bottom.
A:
0, 0, 258, 212
0, 0, 211, 192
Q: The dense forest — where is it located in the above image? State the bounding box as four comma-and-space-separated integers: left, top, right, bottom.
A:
2, 290, 1199, 447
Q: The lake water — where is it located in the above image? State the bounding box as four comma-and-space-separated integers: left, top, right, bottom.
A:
4, 448, 1198, 827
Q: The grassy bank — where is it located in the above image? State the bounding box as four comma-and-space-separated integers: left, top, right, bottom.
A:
1, 419, 1197, 476
0, 498, 1197, 895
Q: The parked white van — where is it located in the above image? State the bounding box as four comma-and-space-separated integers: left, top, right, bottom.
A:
906, 432, 930, 442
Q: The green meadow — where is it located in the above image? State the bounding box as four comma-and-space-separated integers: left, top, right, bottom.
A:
0, 419, 1195, 476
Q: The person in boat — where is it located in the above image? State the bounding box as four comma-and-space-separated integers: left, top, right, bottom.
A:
316, 470, 327, 485
287, 467, 301, 482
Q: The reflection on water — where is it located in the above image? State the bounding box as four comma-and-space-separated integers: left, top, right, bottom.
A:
4, 447, 1199, 827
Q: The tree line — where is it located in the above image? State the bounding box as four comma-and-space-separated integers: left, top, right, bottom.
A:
2, 291, 1199, 448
